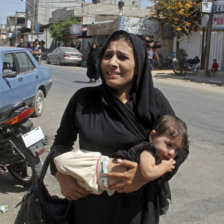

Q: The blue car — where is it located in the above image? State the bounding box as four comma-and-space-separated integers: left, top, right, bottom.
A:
0, 47, 52, 117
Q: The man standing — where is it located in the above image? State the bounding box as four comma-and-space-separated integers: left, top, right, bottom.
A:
33, 39, 42, 64
17, 37, 25, 48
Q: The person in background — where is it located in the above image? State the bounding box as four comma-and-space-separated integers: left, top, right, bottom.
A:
50, 30, 189, 224
27, 42, 34, 54
147, 41, 160, 70
17, 37, 25, 48
209, 59, 219, 77
86, 43, 100, 83
33, 39, 42, 64
76, 38, 81, 50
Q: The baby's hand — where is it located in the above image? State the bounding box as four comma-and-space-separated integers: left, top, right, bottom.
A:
161, 159, 176, 172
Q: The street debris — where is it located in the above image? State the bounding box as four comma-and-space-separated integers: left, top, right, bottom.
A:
0, 205, 8, 214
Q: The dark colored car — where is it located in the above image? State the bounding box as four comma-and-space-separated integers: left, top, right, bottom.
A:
0, 47, 52, 117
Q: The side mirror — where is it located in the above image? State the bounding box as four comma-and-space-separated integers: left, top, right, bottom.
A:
2, 71, 17, 78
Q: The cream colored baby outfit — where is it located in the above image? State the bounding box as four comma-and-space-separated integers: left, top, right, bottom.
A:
54, 149, 114, 195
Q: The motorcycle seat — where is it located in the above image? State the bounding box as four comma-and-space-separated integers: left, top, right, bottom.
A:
186, 57, 200, 64
186, 59, 195, 64
0, 102, 25, 122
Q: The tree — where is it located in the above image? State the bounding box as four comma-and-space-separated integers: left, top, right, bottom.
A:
151, 0, 202, 56
49, 17, 79, 46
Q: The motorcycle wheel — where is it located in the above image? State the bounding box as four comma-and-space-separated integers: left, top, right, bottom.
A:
173, 62, 183, 75
195, 66, 200, 73
7, 137, 42, 187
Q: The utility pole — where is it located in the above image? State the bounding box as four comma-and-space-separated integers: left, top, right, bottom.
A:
14, 12, 17, 46
31, 0, 36, 41
21, 0, 35, 41
0, 26, 2, 45
200, 14, 209, 70
204, 0, 214, 76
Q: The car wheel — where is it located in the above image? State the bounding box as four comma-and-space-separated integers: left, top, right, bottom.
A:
57, 58, 61, 65
32, 89, 44, 117
46, 57, 50, 64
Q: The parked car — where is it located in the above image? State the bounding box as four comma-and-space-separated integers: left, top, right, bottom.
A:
46, 47, 82, 66
0, 47, 52, 117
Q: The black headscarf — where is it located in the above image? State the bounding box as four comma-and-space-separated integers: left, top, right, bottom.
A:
97, 30, 161, 140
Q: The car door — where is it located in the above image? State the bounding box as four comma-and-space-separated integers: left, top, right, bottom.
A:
0, 52, 21, 107
0, 51, 38, 108
50, 48, 58, 63
15, 51, 38, 104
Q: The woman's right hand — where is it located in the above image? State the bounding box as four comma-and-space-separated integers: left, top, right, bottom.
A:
56, 171, 89, 200
106, 159, 148, 193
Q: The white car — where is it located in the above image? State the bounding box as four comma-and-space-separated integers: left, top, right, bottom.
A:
46, 47, 82, 66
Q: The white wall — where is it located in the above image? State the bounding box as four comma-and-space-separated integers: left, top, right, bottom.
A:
180, 31, 224, 70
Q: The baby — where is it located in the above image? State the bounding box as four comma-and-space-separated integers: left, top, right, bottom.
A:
54, 115, 188, 195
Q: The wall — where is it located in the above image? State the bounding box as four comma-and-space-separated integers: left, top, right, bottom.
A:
180, 31, 224, 70
95, 0, 141, 7
25, 0, 82, 25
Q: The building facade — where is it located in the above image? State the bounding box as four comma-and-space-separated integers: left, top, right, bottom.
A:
3, 12, 26, 46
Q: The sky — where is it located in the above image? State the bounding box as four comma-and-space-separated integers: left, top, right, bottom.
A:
0, 0, 152, 25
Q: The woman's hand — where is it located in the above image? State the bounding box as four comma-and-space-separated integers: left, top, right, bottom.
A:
56, 171, 89, 200
105, 159, 148, 193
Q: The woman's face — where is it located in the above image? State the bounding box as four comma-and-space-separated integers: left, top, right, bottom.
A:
101, 38, 136, 96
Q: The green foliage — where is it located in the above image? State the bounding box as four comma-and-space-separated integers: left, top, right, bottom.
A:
152, 0, 202, 39
49, 17, 79, 45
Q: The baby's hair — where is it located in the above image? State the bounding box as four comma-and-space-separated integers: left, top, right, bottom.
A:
153, 115, 188, 148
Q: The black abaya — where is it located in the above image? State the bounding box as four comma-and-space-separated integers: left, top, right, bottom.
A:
50, 31, 189, 224
86, 48, 99, 81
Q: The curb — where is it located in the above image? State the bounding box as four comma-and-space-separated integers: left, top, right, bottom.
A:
152, 70, 224, 87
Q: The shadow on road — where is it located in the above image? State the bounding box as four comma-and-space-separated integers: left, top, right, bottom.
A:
73, 81, 90, 84
73, 80, 101, 84
0, 173, 28, 193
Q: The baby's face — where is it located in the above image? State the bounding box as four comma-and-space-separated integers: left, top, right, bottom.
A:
150, 135, 181, 160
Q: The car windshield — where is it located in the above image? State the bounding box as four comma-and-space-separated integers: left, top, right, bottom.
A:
61, 47, 79, 53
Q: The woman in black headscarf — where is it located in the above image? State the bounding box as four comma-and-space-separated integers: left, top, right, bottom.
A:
50, 30, 189, 224
86, 43, 100, 83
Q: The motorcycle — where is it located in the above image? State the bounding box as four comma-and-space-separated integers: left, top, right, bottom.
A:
0, 102, 45, 187
172, 56, 200, 74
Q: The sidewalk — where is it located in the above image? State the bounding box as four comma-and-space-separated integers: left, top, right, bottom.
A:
152, 69, 224, 87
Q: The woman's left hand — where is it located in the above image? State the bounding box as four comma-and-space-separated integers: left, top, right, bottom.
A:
105, 159, 148, 193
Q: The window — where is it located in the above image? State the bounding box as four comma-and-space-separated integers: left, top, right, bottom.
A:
16, 52, 35, 73
53, 48, 58, 53
2, 53, 17, 75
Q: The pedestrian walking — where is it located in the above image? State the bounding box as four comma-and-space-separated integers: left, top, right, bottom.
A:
86, 43, 100, 83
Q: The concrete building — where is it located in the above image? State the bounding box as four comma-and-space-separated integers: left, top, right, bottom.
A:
19, 0, 152, 48
25, 0, 81, 26
48, 0, 155, 64
20, 0, 86, 46
50, 0, 150, 23
6, 12, 26, 46
18, 0, 173, 65
0, 24, 7, 44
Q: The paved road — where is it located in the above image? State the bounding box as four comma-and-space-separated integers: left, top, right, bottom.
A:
1, 64, 224, 223
153, 77, 224, 224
